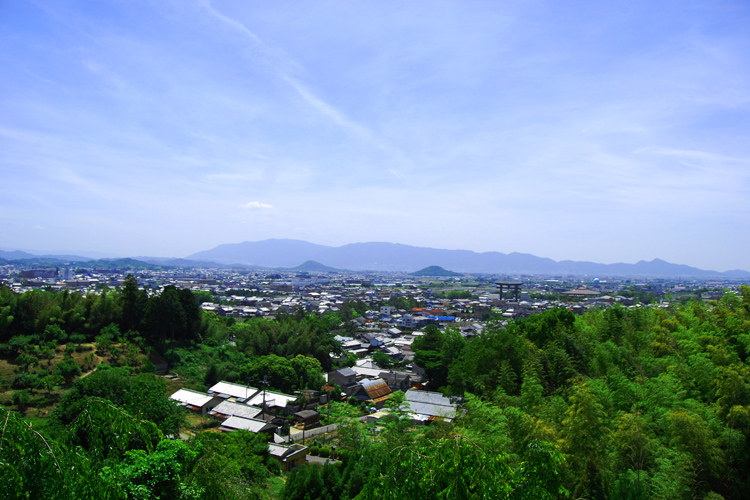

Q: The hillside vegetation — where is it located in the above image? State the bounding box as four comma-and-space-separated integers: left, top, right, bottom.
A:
409, 265, 462, 277
2, 280, 750, 499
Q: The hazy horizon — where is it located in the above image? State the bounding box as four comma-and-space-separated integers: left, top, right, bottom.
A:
2, 1, 749, 271
3, 237, 750, 274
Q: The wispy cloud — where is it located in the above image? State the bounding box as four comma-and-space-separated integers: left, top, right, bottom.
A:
240, 201, 273, 210
1, 0, 749, 269
198, 0, 411, 180
283, 76, 373, 142
197, 0, 300, 75
635, 147, 750, 165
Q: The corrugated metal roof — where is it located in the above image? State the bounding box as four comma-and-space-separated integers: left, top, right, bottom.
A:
210, 401, 263, 420
246, 390, 296, 408
220, 416, 276, 433
170, 388, 215, 408
405, 389, 454, 407
404, 401, 456, 419
208, 381, 260, 399
362, 379, 392, 400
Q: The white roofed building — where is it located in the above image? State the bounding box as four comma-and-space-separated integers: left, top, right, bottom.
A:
209, 400, 264, 420
404, 389, 458, 423
207, 381, 260, 402
246, 390, 298, 415
169, 388, 223, 416
218, 416, 278, 437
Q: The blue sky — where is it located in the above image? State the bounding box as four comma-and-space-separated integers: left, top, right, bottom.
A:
1, 0, 749, 270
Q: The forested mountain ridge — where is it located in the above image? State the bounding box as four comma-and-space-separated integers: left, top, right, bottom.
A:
6, 239, 748, 276
2, 280, 750, 499
410, 265, 462, 276
187, 239, 750, 276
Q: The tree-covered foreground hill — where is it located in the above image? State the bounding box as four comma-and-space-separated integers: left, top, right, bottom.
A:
423, 287, 750, 500
2, 281, 750, 499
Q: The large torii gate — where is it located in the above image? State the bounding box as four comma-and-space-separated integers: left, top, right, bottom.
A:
496, 282, 522, 301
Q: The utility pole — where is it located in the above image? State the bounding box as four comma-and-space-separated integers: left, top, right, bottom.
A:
261, 375, 269, 419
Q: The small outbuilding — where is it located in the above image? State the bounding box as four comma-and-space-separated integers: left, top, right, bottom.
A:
293, 410, 321, 430
269, 443, 308, 471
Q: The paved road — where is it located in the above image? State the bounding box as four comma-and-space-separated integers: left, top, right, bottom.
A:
305, 455, 341, 465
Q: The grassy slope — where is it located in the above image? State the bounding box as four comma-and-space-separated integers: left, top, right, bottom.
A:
0, 343, 145, 425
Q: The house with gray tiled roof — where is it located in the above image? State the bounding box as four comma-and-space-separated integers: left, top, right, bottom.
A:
209, 400, 264, 420
218, 416, 278, 436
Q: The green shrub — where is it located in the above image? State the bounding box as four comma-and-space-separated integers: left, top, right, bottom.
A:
56, 358, 81, 385
11, 372, 39, 390
69, 333, 86, 345
337, 449, 353, 463
8, 336, 32, 355
195, 420, 220, 431
12, 390, 30, 412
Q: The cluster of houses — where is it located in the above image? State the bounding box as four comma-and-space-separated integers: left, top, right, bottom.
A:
191, 275, 564, 324
168, 368, 460, 469
169, 381, 315, 470
326, 367, 458, 421
186, 283, 671, 326
331, 303, 493, 379
5, 259, 728, 320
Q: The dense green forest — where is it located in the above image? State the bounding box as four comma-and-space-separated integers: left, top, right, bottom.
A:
2, 279, 750, 499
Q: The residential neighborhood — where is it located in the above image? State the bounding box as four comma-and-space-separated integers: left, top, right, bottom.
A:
3, 259, 748, 496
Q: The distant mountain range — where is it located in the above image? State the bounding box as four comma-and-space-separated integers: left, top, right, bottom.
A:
3, 240, 749, 278
0, 250, 94, 262
133, 257, 257, 269
186, 239, 750, 278
0, 251, 167, 270
0, 250, 248, 270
